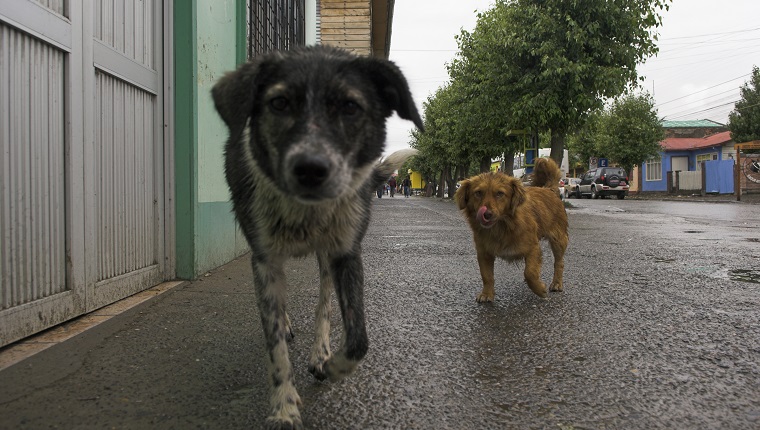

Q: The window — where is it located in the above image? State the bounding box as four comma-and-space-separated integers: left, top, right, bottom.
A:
646, 157, 662, 181
696, 153, 718, 170
248, 0, 306, 59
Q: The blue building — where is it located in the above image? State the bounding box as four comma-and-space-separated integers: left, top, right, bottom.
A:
640, 120, 734, 193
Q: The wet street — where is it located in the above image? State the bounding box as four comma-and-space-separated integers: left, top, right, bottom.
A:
1, 196, 759, 429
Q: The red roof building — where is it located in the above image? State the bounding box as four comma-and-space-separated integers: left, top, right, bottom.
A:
661, 130, 733, 152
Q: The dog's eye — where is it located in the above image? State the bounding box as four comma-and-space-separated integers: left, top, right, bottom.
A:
269, 96, 289, 112
341, 100, 361, 116
496, 191, 505, 198
473, 191, 482, 199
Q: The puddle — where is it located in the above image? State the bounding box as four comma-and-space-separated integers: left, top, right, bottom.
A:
729, 269, 760, 284
646, 253, 676, 263
705, 267, 760, 284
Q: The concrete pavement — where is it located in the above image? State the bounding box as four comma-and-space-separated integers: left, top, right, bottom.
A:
1, 195, 759, 429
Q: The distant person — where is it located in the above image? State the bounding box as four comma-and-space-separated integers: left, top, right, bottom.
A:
389, 177, 397, 197
403, 177, 411, 197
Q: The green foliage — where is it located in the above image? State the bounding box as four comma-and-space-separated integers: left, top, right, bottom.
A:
591, 93, 664, 175
409, 0, 671, 183
453, 0, 669, 136
728, 66, 760, 143
565, 112, 603, 171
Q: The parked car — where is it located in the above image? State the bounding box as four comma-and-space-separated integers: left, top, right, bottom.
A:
563, 177, 581, 199
576, 167, 630, 199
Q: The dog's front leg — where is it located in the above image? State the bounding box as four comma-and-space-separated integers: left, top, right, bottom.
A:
548, 233, 567, 293
308, 252, 333, 380
251, 254, 303, 429
322, 250, 368, 381
476, 248, 496, 302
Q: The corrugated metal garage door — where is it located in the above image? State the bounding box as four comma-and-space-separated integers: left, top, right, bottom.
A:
0, 0, 168, 347
86, 0, 165, 310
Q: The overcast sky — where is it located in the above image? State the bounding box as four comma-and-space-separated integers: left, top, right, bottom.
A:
384, 0, 760, 155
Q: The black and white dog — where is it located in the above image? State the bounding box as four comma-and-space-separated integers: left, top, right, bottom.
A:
211, 45, 423, 429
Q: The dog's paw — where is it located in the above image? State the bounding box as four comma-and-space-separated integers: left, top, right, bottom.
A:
308, 341, 331, 381
476, 292, 494, 303
321, 354, 359, 382
267, 389, 303, 430
549, 281, 564, 292
532, 290, 548, 298
308, 361, 329, 381
265, 414, 303, 430
528, 283, 549, 298
285, 313, 295, 342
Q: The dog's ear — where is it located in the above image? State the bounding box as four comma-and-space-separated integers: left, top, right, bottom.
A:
509, 180, 527, 216
454, 179, 469, 210
211, 61, 261, 132
351, 57, 424, 131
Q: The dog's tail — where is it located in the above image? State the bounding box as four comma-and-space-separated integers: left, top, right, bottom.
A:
532, 157, 562, 189
371, 148, 418, 187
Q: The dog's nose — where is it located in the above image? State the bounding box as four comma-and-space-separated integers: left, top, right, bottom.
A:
482, 210, 493, 221
292, 155, 330, 187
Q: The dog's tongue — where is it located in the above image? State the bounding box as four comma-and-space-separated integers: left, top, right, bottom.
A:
476, 206, 489, 224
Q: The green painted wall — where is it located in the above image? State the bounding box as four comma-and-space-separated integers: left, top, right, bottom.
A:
197, 1, 235, 203
174, 0, 248, 279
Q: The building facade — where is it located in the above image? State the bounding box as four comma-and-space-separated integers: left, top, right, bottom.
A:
639, 120, 734, 193
1, 0, 395, 346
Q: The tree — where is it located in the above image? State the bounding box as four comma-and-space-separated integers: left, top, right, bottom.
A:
451, 0, 671, 166
449, 25, 522, 173
594, 93, 665, 177
565, 112, 603, 173
409, 80, 511, 196
409, 86, 463, 197
728, 66, 760, 143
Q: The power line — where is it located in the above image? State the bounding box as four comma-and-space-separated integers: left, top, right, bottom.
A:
659, 26, 760, 41
660, 89, 739, 113
649, 45, 760, 62
656, 27, 760, 55
665, 100, 739, 120
662, 94, 739, 119
666, 100, 760, 121
655, 73, 750, 107
660, 37, 760, 47
643, 49, 760, 72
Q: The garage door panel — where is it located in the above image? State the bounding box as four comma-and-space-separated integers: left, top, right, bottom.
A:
1, 23, 67, 309
33, 0, 67, 17
0, 0, 167, 346
95, 0, 154, 70
94, 71, 158, 283
0, 0, 71, 52
85, 0, 164, 311
0, 16, 82, 346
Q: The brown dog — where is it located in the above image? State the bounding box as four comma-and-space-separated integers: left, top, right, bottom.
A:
455, 158, 568, 302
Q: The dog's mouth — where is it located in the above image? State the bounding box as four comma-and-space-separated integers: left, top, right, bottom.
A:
289, 184, 344, 203
476, 206, 496, 228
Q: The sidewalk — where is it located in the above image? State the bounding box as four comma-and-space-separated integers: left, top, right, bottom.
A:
0, 253, 278, 428
626, 191, 760, 204
1, 196, 758, 429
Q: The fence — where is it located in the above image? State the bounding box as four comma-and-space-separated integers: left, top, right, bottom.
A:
667, 160, 735, 195
667, 170, 701, 193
